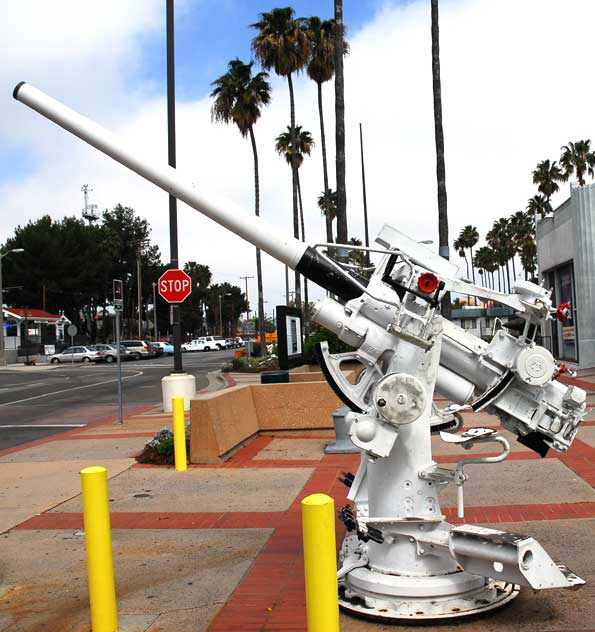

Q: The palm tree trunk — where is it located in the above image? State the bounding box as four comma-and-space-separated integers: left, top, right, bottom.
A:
317, 81, 333, 244
469, 246, 475, 283
511, 255, 517, 285
287, 73, 301, 308
297, 172, 309, 334
431, 0, 450, 317
334, 0, 348, 252
249, 126, 266, 356
505, 262, 511, 292
497, 267, 501, 292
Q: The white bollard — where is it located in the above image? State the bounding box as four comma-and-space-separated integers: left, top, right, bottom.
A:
161, 373, 196, 412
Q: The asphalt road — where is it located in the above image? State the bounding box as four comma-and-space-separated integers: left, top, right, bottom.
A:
0, 349, 235, 450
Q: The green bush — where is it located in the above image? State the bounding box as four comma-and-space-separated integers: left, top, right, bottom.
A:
303, 327, 354, 365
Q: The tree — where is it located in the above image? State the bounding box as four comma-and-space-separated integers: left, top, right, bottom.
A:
334, 0, 348, 251
431, 0, 450, 316
527, 194, 549, 219
560, 140, 595, 186
211, 57, 271, 355
453, 237, 469, 280
532, 159, 563, 209
275, 125, 314, 331
204, 283, 247, 337
487, 218, 515, 293
251, 8, 309, 308
318, 188, 337, 223
180, 261, 212, 336
458, 225, 479, 283
474, 246, 497, 290
305, 16, 348, 245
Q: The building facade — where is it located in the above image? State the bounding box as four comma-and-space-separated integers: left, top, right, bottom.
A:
536, 183, 595, 368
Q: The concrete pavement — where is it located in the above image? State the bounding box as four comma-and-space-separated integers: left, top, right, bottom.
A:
0, 370, 594, 631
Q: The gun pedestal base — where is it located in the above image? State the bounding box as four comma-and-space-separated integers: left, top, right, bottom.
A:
339, 574, 519, 622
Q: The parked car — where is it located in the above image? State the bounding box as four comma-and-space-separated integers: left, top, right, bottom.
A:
89, 344, 133, 363
181, 339, 208, 352
149, 342, 164, 358
198, 336, 228, 350
50, 346, 105, 363
119, 340, 156, 360
152, 341, 174, 355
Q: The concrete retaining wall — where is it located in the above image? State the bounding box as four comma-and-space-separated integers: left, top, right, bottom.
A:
189, 379, 345, 464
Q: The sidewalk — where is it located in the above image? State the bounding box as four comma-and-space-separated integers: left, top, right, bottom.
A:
1, 373, 594, 631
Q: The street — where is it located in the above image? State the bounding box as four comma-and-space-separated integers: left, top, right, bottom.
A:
0, 348, 235, 450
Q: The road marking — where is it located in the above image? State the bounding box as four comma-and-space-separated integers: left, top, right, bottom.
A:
0, 382, 49, 392
0, 371, 144, 407
0, 424, 87, 428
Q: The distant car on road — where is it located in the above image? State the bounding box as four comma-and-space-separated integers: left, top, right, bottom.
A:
181, 339, 208, 352
90, 344, 133, 363
152, 341, 174, 355
50, 346, 105, 363
119, 340, 156, 360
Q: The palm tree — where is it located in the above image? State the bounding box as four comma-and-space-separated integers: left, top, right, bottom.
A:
334, 0, 348, 250
560, 140, 595, 186
305, 16, 348, 246
453, 237, 468, 278
474, 246, 497, 290
251, 8, 310, 309
532, 159, 563, 209
458, 225, 479, 283
431, 0, 450, 316
211, 58, 270, 354
275, 125, 314, 331
487, 218, 515, 292
527, 194, 549, 219
431, 0, 449, 260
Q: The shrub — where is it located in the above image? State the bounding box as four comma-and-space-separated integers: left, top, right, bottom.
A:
303, 327, 354, 365
135, 426, 190, 465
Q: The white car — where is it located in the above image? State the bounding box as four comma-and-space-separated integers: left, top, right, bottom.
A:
181, 339, 208, 352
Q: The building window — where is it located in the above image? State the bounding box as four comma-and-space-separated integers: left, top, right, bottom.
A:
463, 319, 477, 330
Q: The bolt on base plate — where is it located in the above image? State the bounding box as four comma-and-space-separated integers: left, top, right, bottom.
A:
339, 578, 520, 622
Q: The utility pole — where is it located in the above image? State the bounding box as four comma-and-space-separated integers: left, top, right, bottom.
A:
240, 275, 254, 329
218, 294, 223, 337
152, 281, 157, 339
167, 0, 183, 374
136, 243, 142, 338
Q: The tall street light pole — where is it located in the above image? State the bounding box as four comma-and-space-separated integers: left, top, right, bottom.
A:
240, 275, 254, 331
167, 0, 183, 374
0, 248, 24, 366
152, 281, 157, 339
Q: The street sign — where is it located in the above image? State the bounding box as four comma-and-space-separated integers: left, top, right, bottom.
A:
67, 324, 77, 337
113, 279, 123, 311
158, 269, 192, 303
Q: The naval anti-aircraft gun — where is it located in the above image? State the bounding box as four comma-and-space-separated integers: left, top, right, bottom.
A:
14, 82, 586, 622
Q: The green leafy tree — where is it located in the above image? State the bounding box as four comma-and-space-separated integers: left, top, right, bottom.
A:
251, 7, 310, 308
204, 283, 247, 337
560, 140, 595, 186
211, 58, 271, 354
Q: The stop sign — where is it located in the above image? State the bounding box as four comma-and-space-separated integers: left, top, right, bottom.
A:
158, 269, 192, 303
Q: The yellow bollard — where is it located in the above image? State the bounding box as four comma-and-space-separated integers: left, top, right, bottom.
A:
80, 466, 118, 632
172, 396, 187, 471
301, 493, 340, 632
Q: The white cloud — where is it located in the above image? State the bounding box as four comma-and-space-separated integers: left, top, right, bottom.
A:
2, 0, 595, 315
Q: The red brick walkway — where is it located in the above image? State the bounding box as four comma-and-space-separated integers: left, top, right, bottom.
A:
9, 381, 595, 631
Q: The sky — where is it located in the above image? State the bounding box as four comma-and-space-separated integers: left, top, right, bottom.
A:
1, 0, 595, 319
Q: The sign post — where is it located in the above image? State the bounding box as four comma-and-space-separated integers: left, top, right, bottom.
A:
157, 269, 195, 412
67, 324, 77, 366
113, 279, 124, 425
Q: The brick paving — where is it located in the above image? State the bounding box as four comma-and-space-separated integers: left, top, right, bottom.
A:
5, 377, 595, 631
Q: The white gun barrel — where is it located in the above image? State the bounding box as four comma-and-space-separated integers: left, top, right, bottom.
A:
13, 82, 362, 301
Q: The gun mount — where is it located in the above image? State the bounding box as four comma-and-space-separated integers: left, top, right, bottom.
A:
14, 82, 586, 622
